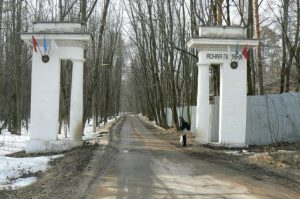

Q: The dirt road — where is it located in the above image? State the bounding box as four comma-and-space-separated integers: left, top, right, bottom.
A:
1, 115, 299, 199
86, 116, 300, 199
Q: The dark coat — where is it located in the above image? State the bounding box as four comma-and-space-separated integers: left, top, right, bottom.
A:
179, 119, 190, 131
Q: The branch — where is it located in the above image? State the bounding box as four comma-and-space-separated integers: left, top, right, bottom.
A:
173, 45, 198, 59
164, 35, 197, 59
86, 0, 99, 21
61, 0, 79, 20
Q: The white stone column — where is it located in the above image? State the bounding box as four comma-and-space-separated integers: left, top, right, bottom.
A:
195, 62, 210, 143
29, 52, 60, 141
218, 58, 247, 147
70, 59, 85, 141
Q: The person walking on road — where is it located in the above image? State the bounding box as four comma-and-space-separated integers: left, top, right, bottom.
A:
179, 117, 190, 147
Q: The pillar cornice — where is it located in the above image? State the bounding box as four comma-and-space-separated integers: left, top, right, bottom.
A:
71, 58, 85, 63
197, 62, 210, 67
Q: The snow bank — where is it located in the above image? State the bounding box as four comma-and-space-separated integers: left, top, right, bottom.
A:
0, 130, 29, 155
0, 117, 117, 190
0, 154, 63, 190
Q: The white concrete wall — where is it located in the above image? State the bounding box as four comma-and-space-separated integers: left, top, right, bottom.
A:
69, 59, 84, 141
30, 51, 60, 141
34, 22, 83, 33
165, 108, 173, 127
22, 22, 90, 153
165, 106, 196, 133
29, 45, 84, 143
195, 52, 210, 143
199, 26, 247, 39
219, 58, 247, 146
193, 50, 248, 146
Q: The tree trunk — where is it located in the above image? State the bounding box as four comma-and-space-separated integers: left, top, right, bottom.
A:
190, 0, 197, 36
83, 0, 111, 129
296, 43, 300, 91
226, 0, 231, 25
146, 0, 167, 128
216, 0, 224, 25
0, 0, 3, 121
253, 0, 264, 95
247, 0, 255, 95
296, 0, 300, 91
285, 0, 299, 92
280, 0, 289, 93
166, 0, 177, 129
59, 0, 63, 21
80, 0, 87, 23
11, 0, 22, 134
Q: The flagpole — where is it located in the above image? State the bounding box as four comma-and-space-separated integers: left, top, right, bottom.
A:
37, 44, 43, 56
43, 35, 48, 55
47, 41, 52, 55
32, 36, 43, 55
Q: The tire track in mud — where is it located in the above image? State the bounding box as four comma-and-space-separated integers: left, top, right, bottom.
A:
138, 116, 300, 197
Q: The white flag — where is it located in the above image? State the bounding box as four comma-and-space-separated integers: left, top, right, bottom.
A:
51, 39, 58, 49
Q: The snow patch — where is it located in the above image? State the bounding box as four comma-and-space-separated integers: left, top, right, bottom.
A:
10, 177, 37, 190
0, 154, 63, 190
0, 117, 116, 190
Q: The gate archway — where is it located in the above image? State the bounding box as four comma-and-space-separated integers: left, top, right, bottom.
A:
188, 26, 258, 147
21, 22, 91, 153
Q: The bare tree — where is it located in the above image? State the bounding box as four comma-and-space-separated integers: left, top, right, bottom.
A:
253, 0, 264, 95
284, 0, 300, 92
0, 0, 4, 123
280, 0, 289, 93
83, 0, 111, 132
216, 0, 224, 25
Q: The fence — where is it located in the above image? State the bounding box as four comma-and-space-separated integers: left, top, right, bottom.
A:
165, 106, 196, 133
165, 92, 300, 145
245, 92, 300, 145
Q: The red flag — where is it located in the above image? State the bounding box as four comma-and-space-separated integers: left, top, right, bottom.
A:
32, 36, 37, 52
242, 46, 249, 60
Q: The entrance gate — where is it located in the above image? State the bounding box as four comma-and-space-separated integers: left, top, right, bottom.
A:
21, 22, 91, 153
188, 26, 258, 147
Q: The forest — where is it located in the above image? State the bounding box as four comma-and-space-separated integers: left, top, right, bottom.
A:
0, 0, 299, 133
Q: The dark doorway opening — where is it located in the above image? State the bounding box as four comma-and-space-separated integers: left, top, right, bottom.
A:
58, 60, 73, 139
209, 64, 220, 142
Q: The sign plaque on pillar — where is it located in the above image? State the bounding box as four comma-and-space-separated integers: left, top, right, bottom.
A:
42, 55, 50, 63
230, 61, 238, 69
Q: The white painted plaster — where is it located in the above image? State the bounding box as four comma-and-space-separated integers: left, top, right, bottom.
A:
70, 59, 85, 141
199, 26, 247, 39
187, 26, 258, 147
33, 22, 84, 33
187, 38, 258, 50
29, 49, 60, 141
195, 61, 210, 143
219, 58, 247, 146
21, 22, 90, 153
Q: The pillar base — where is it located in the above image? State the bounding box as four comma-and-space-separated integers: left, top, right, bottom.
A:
26, 139, 82, 153
195, 128, 210, 144
208, 142, 248, 148
194, 139, 209, 145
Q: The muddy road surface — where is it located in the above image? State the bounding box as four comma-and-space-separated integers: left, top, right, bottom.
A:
2, 115, 299, 199
86, 116, 300, 199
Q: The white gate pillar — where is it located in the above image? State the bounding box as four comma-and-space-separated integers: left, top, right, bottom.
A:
70, 59, 85, 141
219, 58, 247, 146
195, 59, 210, 143
21, 22, 91, 153
188, 26, 258, 147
